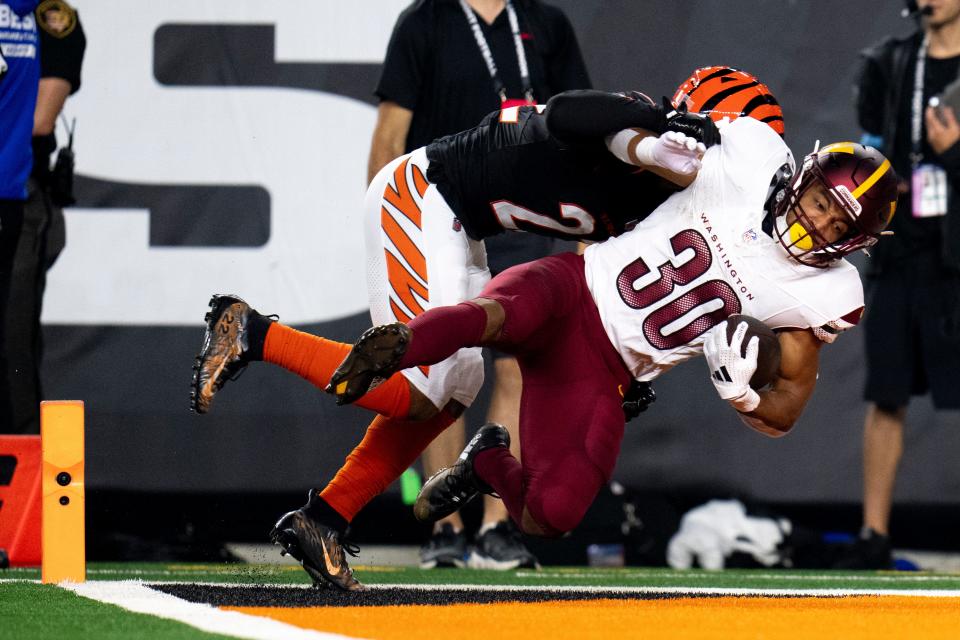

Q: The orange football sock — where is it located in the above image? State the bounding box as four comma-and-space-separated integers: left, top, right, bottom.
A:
262, 323, 411, 418
321, 411, 456, 522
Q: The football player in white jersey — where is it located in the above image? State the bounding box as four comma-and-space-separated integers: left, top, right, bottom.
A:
585, 118, 897, 436
346, 118, 900, 540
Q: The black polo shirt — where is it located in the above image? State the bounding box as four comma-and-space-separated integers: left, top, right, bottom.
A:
375, 0, 591, 152
32, 8, 86, 180
884, 53, 960, 265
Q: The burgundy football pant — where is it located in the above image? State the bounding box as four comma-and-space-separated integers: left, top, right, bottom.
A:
404, 252, 632, 536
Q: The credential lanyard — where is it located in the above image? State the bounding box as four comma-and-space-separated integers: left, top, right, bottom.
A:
459, 0, 534, 104
910, 36, 929, 168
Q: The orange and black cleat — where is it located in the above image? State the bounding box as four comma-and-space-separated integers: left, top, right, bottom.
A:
326, 323, 412, 405
270, 490, 366, 591
190, 294, 258, 414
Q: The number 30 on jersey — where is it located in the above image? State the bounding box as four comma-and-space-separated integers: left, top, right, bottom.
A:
617, 229, 741, 349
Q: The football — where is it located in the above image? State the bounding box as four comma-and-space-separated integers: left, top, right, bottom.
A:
725, 314, 781, 389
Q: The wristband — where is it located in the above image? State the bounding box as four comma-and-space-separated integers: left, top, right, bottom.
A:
729, 387, 761, 413
605, 129, 636, 165
633, 135, 658, 166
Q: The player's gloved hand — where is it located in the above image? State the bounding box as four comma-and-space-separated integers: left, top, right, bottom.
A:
0, 50, 8, 81
662, 97, 721, 148
622, 380, 656, 421
633, 130, 706, 175
702, 320, 761, 413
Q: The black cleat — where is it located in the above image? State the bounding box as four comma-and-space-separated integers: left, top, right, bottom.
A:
326, 322, 412, 405
419, 523, 468, 569
831, 528, 894, 570
468, 520, 540, 570
270, 490, 366, 592
413, 423, 510, 523
190, 294, 258, 414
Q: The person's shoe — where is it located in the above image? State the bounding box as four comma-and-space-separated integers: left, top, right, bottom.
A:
468, 520, 540, 570
419, 523, 468, 569
326, 323, 412, 405
269, 490, 366, 591
190, 294, 258, 414
831, 527, 893, 570
413, 423, 510, 523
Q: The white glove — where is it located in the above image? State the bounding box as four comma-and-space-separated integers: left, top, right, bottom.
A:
634, 130, 706, 175
702, 320, 760, 413
0, 50, 7, 80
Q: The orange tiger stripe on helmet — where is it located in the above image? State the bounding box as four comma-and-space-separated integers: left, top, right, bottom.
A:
672, 66, 785, 137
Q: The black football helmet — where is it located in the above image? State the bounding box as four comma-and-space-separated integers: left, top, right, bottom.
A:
772, 142, 898, 267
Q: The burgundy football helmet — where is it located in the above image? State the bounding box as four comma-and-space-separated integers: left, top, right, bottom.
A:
772, 142, 898, 267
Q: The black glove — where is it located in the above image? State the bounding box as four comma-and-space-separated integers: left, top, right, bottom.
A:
662, 97, 721, 148
622, 380, 656, 421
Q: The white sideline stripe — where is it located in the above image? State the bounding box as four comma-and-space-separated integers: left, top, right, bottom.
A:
516, 570, 960, 583
365, 582, 960, 598
63, 581, 364, 640
150, 581, 960, 599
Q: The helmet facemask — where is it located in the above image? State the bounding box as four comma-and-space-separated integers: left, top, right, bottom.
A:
772, 142, 899, 267
772, 149, 889, 268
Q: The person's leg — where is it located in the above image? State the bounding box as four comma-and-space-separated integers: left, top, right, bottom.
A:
862, 403, 906, 535
839, 271, 912, 569
474, 361, 627, 537
466, 355, 540, 569
418, 415, 468, 568
416, 253, 632, 536
261, 322, 417, 419
5, 182, 46, 432
478, 230, 554, 529
0, 199, 25, 431
271, 150, 492, 586
480, 356, 521, 527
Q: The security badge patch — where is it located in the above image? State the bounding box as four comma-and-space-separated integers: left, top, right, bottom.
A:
36, 0, 77, 39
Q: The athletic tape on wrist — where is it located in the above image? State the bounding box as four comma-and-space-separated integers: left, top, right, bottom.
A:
730, 387, 761, 413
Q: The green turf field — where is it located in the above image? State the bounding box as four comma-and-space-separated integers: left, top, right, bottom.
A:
3, 563, 960, 640
6, 562, 960, 589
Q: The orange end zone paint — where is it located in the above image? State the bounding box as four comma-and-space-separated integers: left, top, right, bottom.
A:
227, 595, 960, 640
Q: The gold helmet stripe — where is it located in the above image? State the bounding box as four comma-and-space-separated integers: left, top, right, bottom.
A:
852, 158, 892, 200
819, 142, 855, 154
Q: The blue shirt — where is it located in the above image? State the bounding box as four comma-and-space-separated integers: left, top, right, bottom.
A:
0, 1, 40, 200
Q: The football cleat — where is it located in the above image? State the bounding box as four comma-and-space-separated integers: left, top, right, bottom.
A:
191, 294, 260, 414
831, 528, 893, 570
413, 423, 510, 523
468, 520, 540, 571
326, 322, 412, 405
270, 490, 366, 592
419, 523, 468, 569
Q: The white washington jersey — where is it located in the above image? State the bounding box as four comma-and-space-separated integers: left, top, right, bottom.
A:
583, 117, 865, 382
